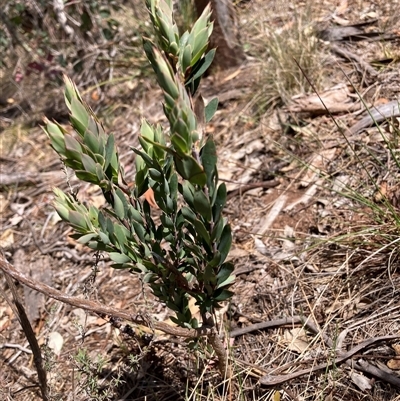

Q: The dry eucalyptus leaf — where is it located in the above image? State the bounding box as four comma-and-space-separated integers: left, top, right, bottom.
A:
0, 229, 14, 247
387, 343, 400, 370
254, 237, 269, 256
273, 390, 281, 401
47, 331, 64, 356
284, 327, 309, 353
0, 194, 8, 213
349, 371, 372, 391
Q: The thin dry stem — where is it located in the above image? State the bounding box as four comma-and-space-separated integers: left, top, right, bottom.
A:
0, 254, 233, 377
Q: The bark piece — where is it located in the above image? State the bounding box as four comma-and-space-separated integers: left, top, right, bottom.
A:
14, 249, 52, 323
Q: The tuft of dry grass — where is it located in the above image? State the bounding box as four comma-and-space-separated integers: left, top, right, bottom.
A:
240, 1, 327, 114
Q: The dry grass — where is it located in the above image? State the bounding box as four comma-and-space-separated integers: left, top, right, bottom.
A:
240, 1, 327, 114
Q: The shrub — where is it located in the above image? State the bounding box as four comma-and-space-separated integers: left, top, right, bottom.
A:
44, 0, 233, 376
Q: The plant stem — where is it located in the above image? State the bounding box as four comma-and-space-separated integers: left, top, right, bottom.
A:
208, 330, 231, 379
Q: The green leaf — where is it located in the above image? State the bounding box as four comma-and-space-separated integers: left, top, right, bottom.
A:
45, 121, 66, 154
148, 168, 163, 182
211, 217, 224, 242
181, 206, 197, 224
54, 203, 69, 221
174, 155, 206, 186
114, 224, 128, 252
186, 49, 215, 85
191, 27, 209, 63
180, 181, 195, 208
213, 288, 234, 302
99, 231, 110, 244
160, 214, 174, 229
81, 153, 97, 175
95, 163, 106, 183
192, 219, 211, 246
128, 206, 144, 224
201, 139, 217, 189
140, 134, 173, 156
64, 134, 82, 153
140, 119, 155, 141
70, 98, 89, 134
64, 75, 75, 107
213, 183, 227, 220
218, 224, 232, 263
193, 189, 212, 222
203, 264, 216, 285
217, 275, 235, 289
83, 128, 99, 154
132, 220, 146, 242
106, 218, 115, 237
113, 189, 125, 219
191, 3, 211, 37
77, 233, 97, 244
69, 210, 88, 230
131, 147, 155, 168
216, 262, 235, 286
104, 134, 116, 169
165, 195, 174, 213
152, 48, 179, 99
93, 153, 105, 166
181, 43, 192, 72
169, 172, 178, 198
171, 132, 189, 155
69, 116, 87, 138
205, 97, 218, 123
109, 252, 131, 264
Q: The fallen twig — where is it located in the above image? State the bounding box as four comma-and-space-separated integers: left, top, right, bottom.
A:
331, 44, 378, 77
0, 254, 210, 339
1, 342, 33, 354
348, 100, 400, 136
226, 180, 280, 201
259, 334, 400, 386
229, 315, 400, 387
229, 316, 305, 338
1, 255, 49, 400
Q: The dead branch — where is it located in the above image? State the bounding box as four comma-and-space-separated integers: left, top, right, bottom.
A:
1, 262, 49, 400
0, 253, 232, 378
259, 319, 400, 387
348, 100, 400, 136
0, 254, 210, 339
331, 44, 378, 77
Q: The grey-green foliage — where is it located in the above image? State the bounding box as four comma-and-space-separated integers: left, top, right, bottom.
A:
44, 0, 234, 330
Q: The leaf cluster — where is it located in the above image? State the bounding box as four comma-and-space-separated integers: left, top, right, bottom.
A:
44, 0, 234, 329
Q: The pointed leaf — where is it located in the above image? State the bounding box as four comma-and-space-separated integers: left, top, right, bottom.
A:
104, 134, 116, 168
109, 253, 131, 264
113, 189, 125, 219
201, 139, 217, 189
187, 49, 215, 85
75, 170, 98, 184
174, 155, 206, 186
205, 97, 219, 123
83, 128, 99, 154
69, 210, 88, 230
218, 224, 232, 263
193, 189, 212, 222
70, 98, 89, 134
214, 288, 234, 302
77, 233, 97, 244
81, 153, 97, 175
